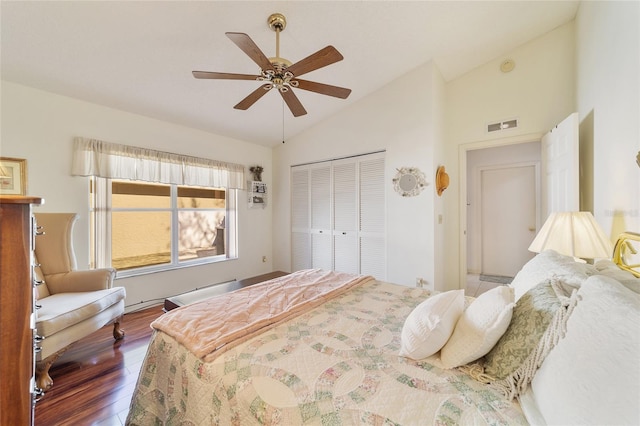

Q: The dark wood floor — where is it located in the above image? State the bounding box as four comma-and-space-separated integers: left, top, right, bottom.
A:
34, 305, 164, 426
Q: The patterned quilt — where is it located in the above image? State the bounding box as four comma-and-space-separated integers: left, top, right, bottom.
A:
127, 280, 526, 425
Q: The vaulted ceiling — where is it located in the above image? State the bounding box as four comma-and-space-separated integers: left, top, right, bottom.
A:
1, 1, 579, 147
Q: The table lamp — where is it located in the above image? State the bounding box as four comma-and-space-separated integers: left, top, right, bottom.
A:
528, 211, 613, 261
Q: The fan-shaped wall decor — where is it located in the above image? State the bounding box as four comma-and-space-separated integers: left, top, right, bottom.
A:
436, 165, 449, 196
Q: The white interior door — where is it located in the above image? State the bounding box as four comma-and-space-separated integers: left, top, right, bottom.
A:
542, 112, 580, 217
481, 165, 537, 277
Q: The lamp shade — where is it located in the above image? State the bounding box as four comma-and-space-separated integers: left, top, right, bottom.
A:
528, 212, 613, 259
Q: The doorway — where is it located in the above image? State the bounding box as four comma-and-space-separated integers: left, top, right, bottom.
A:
461, 137, 542, 289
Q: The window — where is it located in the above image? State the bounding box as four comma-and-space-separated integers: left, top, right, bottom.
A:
72, 137, 245, 276
90, 177, 237, 275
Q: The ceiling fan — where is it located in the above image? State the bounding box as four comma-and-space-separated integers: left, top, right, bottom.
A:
193, 13, 351, 117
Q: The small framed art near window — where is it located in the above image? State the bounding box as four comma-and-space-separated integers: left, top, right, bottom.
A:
0, 157, 27, 195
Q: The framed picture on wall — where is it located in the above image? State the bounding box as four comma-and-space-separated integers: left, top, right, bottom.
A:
0, 157, 27, 195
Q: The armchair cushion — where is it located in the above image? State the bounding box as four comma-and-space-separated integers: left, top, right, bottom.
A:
36, 287, 126, 338
45, 268, 116, 294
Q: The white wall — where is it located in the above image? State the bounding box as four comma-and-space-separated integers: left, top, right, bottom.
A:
431, 64, 447, 288
575, 1, 640, 238
443, 22, 576, 290
1, 81, 273, 311
272, 61, 446, 289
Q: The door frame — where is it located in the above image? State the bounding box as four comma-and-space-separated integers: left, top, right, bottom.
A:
458, 132, 543, 286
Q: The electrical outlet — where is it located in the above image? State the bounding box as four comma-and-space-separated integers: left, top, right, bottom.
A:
262, 256, 267, 263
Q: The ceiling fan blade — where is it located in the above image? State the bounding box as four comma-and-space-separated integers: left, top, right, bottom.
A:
226, 32, 275, 72
192, 71, 260, 81
286, 46, 344, 78
234, 84, 272, 110
280, 89, 307, 117
294, 79, 352, 99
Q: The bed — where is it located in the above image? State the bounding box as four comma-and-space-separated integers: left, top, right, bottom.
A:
127, 239, 640, 425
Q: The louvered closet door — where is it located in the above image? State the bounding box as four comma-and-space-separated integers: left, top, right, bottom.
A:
291, 167, 311, 271
290, 152, 385, 277
332, 159, 358, 274
359, 154, 386, 279
310, 164, 332, 270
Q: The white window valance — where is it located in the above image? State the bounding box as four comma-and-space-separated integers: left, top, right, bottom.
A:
71, 137, 245, 190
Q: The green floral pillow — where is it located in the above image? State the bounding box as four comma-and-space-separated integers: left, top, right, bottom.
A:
480, 278, 578, 399
484, 280, 561, 378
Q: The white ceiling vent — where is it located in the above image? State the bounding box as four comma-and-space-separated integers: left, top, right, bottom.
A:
487, 118, 518, 133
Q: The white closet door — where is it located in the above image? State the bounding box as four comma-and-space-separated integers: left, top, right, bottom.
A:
310, 165, 331, 230
361, 237, 385, 278
291, 168, 310, 271
312, 232, 332, 270
333, 160, 358, 274
290, 152, 385, 276
359, 154, 386, 279
310, 165, 332, 270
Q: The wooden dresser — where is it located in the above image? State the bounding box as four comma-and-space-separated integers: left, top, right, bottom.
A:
0, 195, 43, 425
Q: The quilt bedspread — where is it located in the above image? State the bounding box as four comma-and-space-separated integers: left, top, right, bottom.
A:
127, 280, 526, 425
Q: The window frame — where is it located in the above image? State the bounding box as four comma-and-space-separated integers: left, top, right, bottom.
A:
90, 177, 238, 277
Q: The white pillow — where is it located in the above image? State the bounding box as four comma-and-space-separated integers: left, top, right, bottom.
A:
510, 250, 596, 301
594, 259, 640, 294
399, 290, 465, 360
440, 286, 515, 368
594, 259, 621, 272
531, 275, 640, 425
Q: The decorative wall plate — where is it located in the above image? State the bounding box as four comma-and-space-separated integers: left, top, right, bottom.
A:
393, 167, 427, 197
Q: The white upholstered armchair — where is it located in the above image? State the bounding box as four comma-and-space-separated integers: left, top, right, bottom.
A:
33, 213, 126, 390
